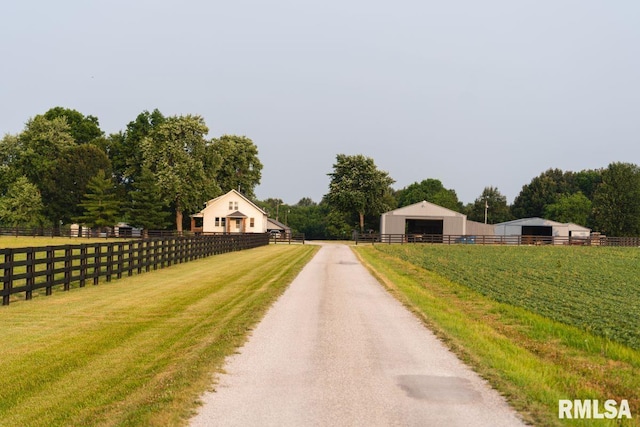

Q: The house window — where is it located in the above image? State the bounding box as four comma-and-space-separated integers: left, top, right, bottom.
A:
234, 201, 238, 210
221, 218, 226, 227
229, 201, 233, 210
215, 217, 220, 227
250, 218, 255, 228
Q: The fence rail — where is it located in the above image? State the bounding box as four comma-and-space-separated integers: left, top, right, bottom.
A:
271, 233, 305, 244
1, 233, 269, 306
355, 233, 640, 247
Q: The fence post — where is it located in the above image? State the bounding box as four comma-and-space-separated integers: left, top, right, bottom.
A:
2, 250, 13, 306
46, 246, 55, 296
106, 243, 114, 282
64, 247, 72, 291
80, 245, 87, 287
127, 242, 134, 277
25, 248, 35, 301
93, 244, 101, 285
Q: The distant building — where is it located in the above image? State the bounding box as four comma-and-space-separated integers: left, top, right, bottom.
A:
190, 189, 268, 233
494, 217, 591, 243
380, 200, 494, 242
267, 218, 291, 236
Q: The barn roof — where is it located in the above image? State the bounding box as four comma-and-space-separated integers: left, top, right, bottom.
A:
382, 200, 466, 218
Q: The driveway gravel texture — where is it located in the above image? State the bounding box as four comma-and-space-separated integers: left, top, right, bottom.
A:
190, 243, 527, 427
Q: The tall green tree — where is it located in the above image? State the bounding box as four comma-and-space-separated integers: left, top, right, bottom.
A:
325, 154, 395, 232
511, 168, 570, 218
211, 135, 262, 198
395, 179, 462, 211
544, 192, 592, 226
106, 109, 166, 188
566, 169, 602, 200
76, 170, 121, 229
466, 186, 512, 224
0, 133, 23, 195
40, 144, 112, 224
141, 115, 220, 231
592, 162, 640, 236
0, 176, 45, 227
127, 167, 172, 234
15, 115, 75, 186
42, 107, 103, 144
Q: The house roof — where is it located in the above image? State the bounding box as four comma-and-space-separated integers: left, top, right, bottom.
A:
267, 218, 291, 231
194, 189, 267, 216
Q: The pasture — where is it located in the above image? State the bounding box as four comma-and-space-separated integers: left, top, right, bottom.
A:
0, 236, 120, 249
0, 243, 318, 426
354, 244, 640, 426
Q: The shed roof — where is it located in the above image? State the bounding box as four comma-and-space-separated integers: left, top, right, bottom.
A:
494, 217, 590, 231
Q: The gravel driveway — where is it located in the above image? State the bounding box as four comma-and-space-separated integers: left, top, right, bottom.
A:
190, 243, 527, 426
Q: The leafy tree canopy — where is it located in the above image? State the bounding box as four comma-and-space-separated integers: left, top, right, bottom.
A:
511, 168, 571, 218
41, 144, 112, 224
466, 186, 513, 224
43, 107, 103, 144
141, 115, 220, 231
107, 109, 166, 187
395, 179, 462, 212
325, 154, 395, 232
544, 192, 592, 226
0, 176, 45, 227
16, 115, 75, 186
592, 162, 640, 236
211, 135, 262, 198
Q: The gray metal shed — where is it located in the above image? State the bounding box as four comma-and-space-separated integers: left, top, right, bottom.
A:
494, 217, 591, 243
380, 201, 468, 240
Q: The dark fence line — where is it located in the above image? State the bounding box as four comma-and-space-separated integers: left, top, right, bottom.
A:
0, 227, 205, 239
355, 233, 640, 247
1, 233, 269, 306
271, 233, 305, 244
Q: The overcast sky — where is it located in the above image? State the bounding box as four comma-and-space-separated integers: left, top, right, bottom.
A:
2, 1, 639, 205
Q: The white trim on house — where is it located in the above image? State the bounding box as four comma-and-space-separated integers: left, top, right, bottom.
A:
191, 189, 268, 233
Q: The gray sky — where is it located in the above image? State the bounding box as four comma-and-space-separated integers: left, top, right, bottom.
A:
2, 1, 639, 205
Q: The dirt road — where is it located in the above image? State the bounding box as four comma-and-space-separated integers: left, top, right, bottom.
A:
190, 243, 526, 426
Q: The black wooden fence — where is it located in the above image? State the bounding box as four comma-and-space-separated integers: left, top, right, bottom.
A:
1, 233, 269, 306
355, 233, 640, 247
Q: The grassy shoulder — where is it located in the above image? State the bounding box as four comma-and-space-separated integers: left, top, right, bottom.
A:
353, 245, 640, 427
0, 244, 319, 427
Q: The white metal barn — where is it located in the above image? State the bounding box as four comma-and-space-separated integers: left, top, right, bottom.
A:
494, 217, 591, 243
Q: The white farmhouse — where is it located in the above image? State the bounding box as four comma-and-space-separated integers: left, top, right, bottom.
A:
190, 189, 268, 234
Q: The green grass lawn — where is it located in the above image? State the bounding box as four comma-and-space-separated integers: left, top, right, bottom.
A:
354, 244, 640, 427
0, 244, 318, 427
0, 236, 120, 249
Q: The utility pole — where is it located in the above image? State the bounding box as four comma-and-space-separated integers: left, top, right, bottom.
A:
484, 199, 489, 224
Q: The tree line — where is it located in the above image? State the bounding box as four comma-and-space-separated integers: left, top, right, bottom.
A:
298, 155, 640, 238
2, 108, 638, 238
0, 107, 262, 234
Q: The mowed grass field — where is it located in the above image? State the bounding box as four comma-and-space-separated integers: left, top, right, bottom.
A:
0, 236, 121, 249
0, 242, 318, 427
354, 244, 640, 427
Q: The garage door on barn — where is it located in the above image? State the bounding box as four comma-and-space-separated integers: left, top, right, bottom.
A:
380, 201, 468, 241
